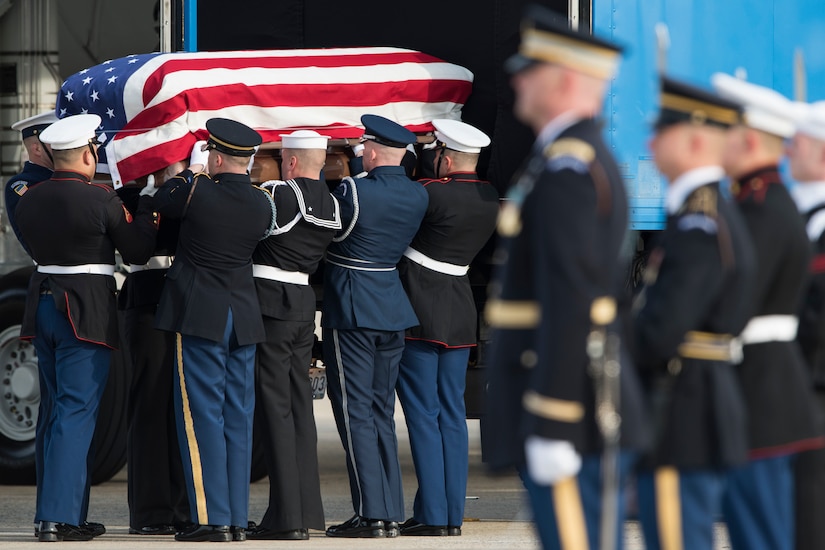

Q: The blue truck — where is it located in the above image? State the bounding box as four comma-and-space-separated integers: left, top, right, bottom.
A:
0, 0, 823, 484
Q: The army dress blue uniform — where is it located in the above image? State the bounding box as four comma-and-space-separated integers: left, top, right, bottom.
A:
153, 119, 272, 537
396, 169, 498, 532
117, 186, 189, 534
321, 161, 428, 525
486, 116, 648, 550
16, 165, 156, 532
252, 176, 340, 535
721, 166, 825, 550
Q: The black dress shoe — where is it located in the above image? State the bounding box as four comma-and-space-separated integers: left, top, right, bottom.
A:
81, 521, 106, 538
247, 527, 309, 540
399, 518, 447, 536
231, 526, 246, 541
447, 525, 462, 536
129, 524, 177, 535
326, 515, 385, 538
385, 521, 399, 538
174, 524, 231, 542
38, 521, 94, 542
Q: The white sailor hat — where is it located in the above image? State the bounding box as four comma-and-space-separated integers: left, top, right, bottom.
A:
280, 130, 330, 150
11, 111, 59, 140
39, 114, 102, 150
793, 101, 825, 142
711, 73, 796, 138
432, 119, 491, 154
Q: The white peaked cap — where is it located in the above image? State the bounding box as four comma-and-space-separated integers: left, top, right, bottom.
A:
39, 114, 102, 150
11, 111, 59, 137
432, 119, 490, 154
711, 73, 796, 138
793, 101, 825, 142
280, 130, 330, 150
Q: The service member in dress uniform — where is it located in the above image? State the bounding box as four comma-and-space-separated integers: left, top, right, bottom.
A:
153, 118, 273, 543
633, 78, 756, 550
711, 74, 825, 550
396, 119, 499, 537
788, 100, 825, 550
7, 111, 58, 253
118, 161, 190, 536
484, 7, 648, 549
322, 114, 428, 538
15, 114, 157, 542
248, 130, 341, 541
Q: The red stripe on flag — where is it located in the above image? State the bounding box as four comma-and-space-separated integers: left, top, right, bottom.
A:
142, 51, 448, 105
811, 254, 825, 274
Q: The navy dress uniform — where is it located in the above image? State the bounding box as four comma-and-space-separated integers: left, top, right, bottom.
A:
396, 119, 499, 535
15, 114, 157, 541
153, 118, 273, 542
322, 114, 428, 537
7, 111, 58, 253
789, 101, 825, 550
117, 183, 189, 535
634, 78, 756, 550
250, 130, 341, 539
711, 74, 825, 550
485, 9, 648, 549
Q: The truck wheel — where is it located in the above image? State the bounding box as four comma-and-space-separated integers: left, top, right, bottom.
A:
0, 286, 128, 485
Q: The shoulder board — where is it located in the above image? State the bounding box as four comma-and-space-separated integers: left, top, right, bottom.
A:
684, 186, 718, 217
543, 138, 595, 174
11, 181, 29, 196
677, 213, 718, 234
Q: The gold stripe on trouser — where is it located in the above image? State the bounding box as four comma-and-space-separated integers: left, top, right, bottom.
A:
552, 476, 589, 549
655, 466, 683, 550
176, 333, 208, 524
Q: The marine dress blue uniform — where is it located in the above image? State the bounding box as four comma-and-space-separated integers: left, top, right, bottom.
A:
321, 115, 428, 534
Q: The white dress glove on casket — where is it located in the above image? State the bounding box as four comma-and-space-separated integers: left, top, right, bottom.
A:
189, 140, 210, 169
139, 174, 158, 197
525, 436, 582, 485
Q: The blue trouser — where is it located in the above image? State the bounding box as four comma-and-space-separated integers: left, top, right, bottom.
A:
521, 452, 635, 550
723, 455, 794, 550
173, 309, 255, 527
323, 327, 405, 521
397, 340, 469, 526
638, 466, 727, 550
33, 295, 110, 525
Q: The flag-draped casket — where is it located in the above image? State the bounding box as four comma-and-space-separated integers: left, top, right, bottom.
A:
56, 47, 474, 185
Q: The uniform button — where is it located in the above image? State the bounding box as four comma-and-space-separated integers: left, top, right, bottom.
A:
520, 349, 538, 368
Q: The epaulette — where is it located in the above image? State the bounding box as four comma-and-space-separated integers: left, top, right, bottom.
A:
543, 138, 595, 174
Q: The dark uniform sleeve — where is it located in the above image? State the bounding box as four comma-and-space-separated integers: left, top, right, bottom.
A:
635, 223, 725, 366
153, 170, 201, 219
105, 190, 158, 265
799, 231, 825, 385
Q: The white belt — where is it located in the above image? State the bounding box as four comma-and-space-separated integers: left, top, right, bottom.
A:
403, 247, 469, 276
129, 255, 174, 272
739, 315, 799, 345
37, 264, 115, 276
253, 264, 309, 285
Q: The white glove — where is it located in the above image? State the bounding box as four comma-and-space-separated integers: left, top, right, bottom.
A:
246, 146, 259, 173
525, 436, 582, 485
351, 143, 365, 157
189, 140, 209, 171
139, 174, 158, 197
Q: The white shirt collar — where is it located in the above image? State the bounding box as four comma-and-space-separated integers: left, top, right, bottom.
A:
665, 166, 726, 214
790, 181, 825, 213
536, 111, 582, 149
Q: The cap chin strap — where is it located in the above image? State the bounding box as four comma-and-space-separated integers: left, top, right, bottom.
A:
435, 141, 447, 177
39, 137, 53, 165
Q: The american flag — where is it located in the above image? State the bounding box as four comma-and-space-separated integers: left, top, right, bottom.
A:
57, 47, 474, 186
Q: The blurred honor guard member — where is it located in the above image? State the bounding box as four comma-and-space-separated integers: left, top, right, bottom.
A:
634, 78, 755, 550
396, 119, 499, 537
322, 114, 428, 538
713, 74, 824, 550
118, 166, 188, 536
248, 130, 341, 541
15, 114, 157, 542
788, 100, 825, 550
7, 111, 57, 253
153, 118, 273, 543
485, 6, 647, 549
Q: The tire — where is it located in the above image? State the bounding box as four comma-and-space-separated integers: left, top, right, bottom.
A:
0, 285, 129, 485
